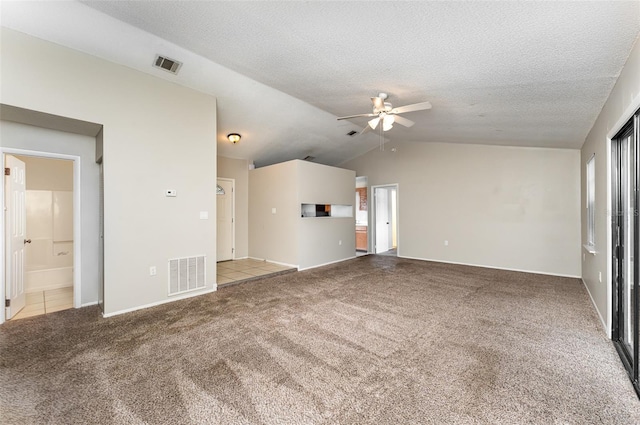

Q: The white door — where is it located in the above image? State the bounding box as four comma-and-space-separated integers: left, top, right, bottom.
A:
5, 155, 27, 319
216, 179, 234, 262
375, 187, 390, 253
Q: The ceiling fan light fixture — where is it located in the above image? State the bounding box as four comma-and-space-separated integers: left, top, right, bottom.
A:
382, 115, 395, 131
337, 93, 432, 134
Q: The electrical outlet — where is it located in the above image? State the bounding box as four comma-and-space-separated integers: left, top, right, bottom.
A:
444, 240, 449, 246
339, 240, 342, 245
150, 266, 157, 276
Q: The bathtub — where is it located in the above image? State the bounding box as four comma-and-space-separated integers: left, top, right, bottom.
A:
25, 266, 74, 292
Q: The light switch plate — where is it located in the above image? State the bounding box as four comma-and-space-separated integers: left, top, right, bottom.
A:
200, 211, 209, 220
166, 189, 177, 197
272, 208, 277, 214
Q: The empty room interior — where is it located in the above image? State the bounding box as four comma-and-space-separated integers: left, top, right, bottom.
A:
1, 1, 640, 424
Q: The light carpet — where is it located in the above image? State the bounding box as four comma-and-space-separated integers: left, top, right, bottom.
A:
1, 255, 639, 424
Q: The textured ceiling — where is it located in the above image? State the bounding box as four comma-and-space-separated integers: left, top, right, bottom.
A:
3, 1, 640, 167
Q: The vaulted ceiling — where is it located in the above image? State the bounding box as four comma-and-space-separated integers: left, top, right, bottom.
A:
2, 1, 639, 167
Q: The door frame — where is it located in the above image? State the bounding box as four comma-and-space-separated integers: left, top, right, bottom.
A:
610, 126, 638, 378
607, 105, 640, 396
216, 177, 235, 262
607, 98, 640, 338
0, 148, 82, 324
355, 178, 369, 254
371, 183, 399, 255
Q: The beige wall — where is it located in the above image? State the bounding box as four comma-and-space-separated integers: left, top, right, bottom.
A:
342, 142, 581, 277
218, 156, 249, 258
249, 160, 300, 266
1, 29, 217, 316
581, 36, 640, 331
298, 161, 356, 270
249, 160, 356, 269
17, 156, 73, 191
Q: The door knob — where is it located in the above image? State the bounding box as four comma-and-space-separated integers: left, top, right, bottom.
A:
24, 239, 32, 244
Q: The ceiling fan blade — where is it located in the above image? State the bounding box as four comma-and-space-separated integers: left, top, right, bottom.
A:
337, 113, 377, 120
393, 115, 415, 128
392, 101, 432, 114
368, 117, 381, 130
371, 97, 385, 111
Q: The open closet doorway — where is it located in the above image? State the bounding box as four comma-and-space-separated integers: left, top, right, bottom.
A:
4, 152, 78, 321
372, 184, 398, 256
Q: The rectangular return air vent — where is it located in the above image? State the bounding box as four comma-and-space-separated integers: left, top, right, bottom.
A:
168, 256, 206, 296
154, 54, 182, 75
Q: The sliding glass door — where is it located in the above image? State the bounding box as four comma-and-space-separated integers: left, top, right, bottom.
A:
612, 109, 640, 396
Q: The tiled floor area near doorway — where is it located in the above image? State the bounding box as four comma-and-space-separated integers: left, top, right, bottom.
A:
217, 258, 296, 287
11, 286, 74, 321
10, 262, 292, 320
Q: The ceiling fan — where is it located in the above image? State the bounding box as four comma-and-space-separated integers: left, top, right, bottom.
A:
337, 93, 432, 133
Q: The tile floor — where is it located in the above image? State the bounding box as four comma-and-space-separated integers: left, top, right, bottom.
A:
11, 286, 74, 321
217, 258, 295, 287
10, 261, 291, 320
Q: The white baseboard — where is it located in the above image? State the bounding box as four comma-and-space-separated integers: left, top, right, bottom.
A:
582, 278, 609, 337
298, 256, 357, 271
80, 301, 98, 308
398, 255, 581, 279
248, 257, 299, 269
102, 285, 217, 318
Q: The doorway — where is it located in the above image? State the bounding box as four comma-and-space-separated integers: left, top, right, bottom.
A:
216, 178, 235, 262
611, 108, 640, 396
1, 108, 102, 325
0, 148, 81, 320
373, 184, 398, 255
3, 152, 79, 320
355, 176, 368, 256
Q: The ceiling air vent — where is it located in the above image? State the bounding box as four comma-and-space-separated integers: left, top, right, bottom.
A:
153, 55, 182, 75
346, 130, 358, 137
